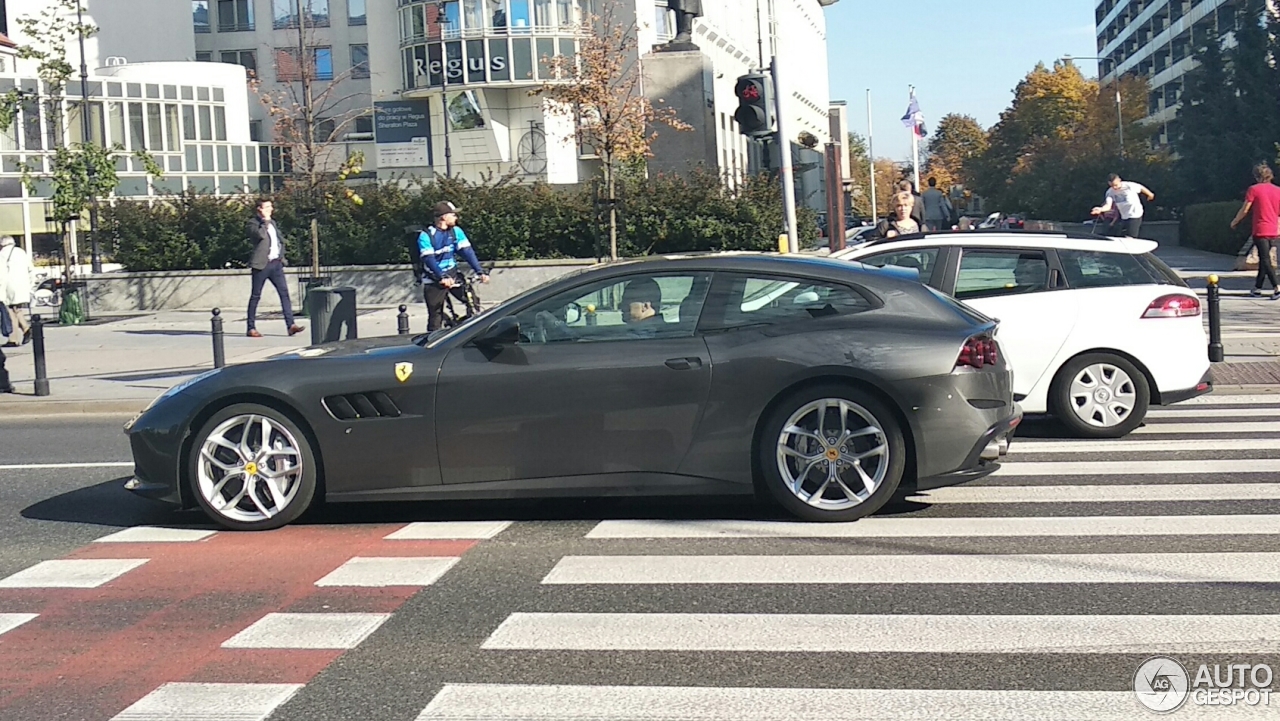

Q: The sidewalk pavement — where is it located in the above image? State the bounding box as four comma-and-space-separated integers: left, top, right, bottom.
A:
1, 246, 1277, 417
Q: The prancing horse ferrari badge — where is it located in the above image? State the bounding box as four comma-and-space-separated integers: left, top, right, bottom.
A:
395, 362, 413, 382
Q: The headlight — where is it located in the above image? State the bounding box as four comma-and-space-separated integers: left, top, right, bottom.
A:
149, 369, 220, 408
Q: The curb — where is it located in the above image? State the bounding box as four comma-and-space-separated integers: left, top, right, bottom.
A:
0, 398, 147, 416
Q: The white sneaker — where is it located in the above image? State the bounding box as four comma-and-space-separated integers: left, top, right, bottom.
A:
1250, 288, 1263, 297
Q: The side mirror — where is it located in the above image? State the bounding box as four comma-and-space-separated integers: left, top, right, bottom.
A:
475, 317, 520, 349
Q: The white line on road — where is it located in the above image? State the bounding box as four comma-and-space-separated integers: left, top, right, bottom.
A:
1177, 394, 1280, 405
1134, 422, 1280, 434
416, 685, 1248, 721
910, 483, 1280, 504
0, 613, 37, 638
0, 462, 132, 470
1011, 438, 1280, 453
585, 515, 1280, 539
482, 612, 1280, 654
542, 553, 1280, 585
1147, 407, 1280, 418
995, 459, 1280, 476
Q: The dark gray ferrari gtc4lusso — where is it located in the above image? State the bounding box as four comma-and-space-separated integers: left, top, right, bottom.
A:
125, 253, 1021, 531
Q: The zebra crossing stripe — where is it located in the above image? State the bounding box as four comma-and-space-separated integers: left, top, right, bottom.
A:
1176, 394, 1279, 405
1132, 422, 1280, 434
1146, 407, 1280, 418
416, 684, 1255, 720
913, 483, 1280, 503
995, 459, 1280, 475
1010, 438, 1280, 453
541, 552, 1280, 585
481, 612, 1280, 653
585, 515, 1280, 539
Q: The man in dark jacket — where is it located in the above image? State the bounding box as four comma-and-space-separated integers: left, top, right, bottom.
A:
245, 198, 304, 338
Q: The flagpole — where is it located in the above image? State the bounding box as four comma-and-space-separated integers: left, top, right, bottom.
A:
909, 85, 920, 192
866, 88, 877, 220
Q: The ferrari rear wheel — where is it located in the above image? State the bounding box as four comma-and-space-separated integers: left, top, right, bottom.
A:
758, 384, 905, 522
189, 403, 318, 531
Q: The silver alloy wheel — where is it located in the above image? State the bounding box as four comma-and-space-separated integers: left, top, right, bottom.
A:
775, 399, 889, 511
1068, 362, 1137, 428
196, 414, 304, 524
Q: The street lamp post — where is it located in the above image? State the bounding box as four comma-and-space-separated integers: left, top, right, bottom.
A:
76, 0, 101, 274
1062, 55, 1124, 157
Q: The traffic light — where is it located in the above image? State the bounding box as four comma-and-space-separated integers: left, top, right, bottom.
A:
734, 72, 774, 138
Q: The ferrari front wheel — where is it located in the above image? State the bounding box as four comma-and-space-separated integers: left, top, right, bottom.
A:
189, 403, 318, 531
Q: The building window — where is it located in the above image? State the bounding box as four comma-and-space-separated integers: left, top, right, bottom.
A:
350, 44, 369, 79
217, 0, 254, 31
354, 115, 373, 134
220, 50, 257, 75
196, 51, 213, 62
275, 47, 333, 81
349, 0, 366, 25
654, 2, 672, 41
314, 117, 336, 143
273, 0, 330, 28
249, 119, 262, 141
194, 0, 211, 32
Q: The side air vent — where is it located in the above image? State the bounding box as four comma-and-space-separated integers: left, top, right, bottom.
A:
324, 392, 402, 420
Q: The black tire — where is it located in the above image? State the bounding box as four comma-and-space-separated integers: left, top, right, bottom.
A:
1050, 353, 1150, 439
188, 403, 319, 531
756, 384, 906, 522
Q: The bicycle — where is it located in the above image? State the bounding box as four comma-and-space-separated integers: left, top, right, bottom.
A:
440, 269, 486, 329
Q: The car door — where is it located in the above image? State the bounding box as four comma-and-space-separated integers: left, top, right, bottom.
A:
434, 271, 714, 485
948, 247, 1077, 398
851, 246, 946, 289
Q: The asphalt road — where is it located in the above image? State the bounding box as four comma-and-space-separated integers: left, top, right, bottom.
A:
2, 397, 1280, 720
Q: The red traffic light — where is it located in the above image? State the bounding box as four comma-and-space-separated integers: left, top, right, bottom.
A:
739, 84, 761, 101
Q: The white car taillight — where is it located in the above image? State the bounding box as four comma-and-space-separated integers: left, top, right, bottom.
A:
1141, 294, 1201, 318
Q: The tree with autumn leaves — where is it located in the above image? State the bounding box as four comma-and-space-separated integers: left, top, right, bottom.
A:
534, 1, 688, 260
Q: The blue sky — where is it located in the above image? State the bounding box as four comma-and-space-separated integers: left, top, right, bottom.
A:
824, 0, 1098, 161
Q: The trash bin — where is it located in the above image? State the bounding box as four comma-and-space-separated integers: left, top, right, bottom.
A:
307, 286, 358, 345
296, 277, 332, 320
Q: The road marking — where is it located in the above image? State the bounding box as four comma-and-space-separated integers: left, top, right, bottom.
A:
416, 685, 1259, 720
482, 612, 1280, 654
586, 515, 1280, 539
111, 682, 303, 721
0, 613, 37, 637
0, 559, 148, 588
221, 612, 392, 650
1133, 422, 1280, 434
911, 483, 1280, 503
542, 552, 1280, 585
0, 462, 133, 470
314, 557, 460, 587
1147, 407, 1280, 418
995, 459, 1280, 476
1177, 394, 1279, 405
1010, 438, 1280, 453
385, 521, 513, 540
92, 527, 217, 543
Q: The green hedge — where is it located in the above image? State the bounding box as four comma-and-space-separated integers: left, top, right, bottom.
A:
102, 170, 817, 271
1182, 201, 1251, 256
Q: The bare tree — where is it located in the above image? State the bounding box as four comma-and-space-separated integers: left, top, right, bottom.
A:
535, 0, 688, 260
252, 0, 370, 277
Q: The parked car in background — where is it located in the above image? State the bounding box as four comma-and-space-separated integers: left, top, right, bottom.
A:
834, 231, 1211, 438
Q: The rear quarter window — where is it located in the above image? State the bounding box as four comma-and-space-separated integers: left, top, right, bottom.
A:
1058, 249, 1154, 288
1134, 252, 1189, 287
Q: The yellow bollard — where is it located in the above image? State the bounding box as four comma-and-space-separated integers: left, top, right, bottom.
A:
778, 234, 789, 254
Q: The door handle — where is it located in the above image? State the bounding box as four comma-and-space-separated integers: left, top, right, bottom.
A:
665, 357, 703, 370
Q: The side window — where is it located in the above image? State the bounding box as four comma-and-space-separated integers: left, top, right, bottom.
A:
858, 247, 940, 283
515, 273, 711, 344
955, 249, 1050, 300
703, 273, 874, 330
1059, 249, 1157, 288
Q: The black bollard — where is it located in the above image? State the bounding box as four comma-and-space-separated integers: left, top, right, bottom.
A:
32, 315, 49, 396
397, 304, 410, 335
1207, 274, 1224, 362
211, 308, 226, 369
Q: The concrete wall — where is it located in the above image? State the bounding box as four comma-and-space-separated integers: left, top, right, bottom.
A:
82, 259, 598, 313
1060, 220, 1180, 246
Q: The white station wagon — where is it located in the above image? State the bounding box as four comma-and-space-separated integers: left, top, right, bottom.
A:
835, 231, 1212, 437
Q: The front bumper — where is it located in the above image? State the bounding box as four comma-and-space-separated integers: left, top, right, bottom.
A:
915, 404, 1022, 492
122, 390, 202, 507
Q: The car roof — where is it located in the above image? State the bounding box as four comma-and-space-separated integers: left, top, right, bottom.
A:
583, 251, 928, 289
832, 230, 1159, 257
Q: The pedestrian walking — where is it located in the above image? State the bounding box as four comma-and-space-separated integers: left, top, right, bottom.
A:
921, 177, 953, 231
0, 297, 12, 393
245, 198, 304, 338
874, 192, 921, 239
897, 180, 926, 229
1091, 173, 1154, 238
0, 235, 32, 346
1230, 162, 1280, 300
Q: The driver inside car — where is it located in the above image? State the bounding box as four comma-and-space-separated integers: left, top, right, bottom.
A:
621, 277, 667, 338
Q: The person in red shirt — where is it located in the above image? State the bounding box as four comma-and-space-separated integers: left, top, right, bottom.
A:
1231, 163, 1280, 300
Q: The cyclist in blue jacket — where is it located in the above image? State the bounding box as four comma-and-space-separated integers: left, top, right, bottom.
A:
419, 201, 489, 331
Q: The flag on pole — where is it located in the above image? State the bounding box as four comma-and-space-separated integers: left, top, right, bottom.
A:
901, 92, 926, 138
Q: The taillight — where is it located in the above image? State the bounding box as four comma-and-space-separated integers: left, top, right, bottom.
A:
1142, 294, 1201, 318
956, 334, 999, 369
